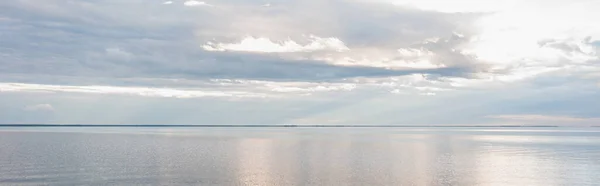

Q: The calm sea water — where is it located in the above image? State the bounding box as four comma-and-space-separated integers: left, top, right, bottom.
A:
1, 127, 599, 185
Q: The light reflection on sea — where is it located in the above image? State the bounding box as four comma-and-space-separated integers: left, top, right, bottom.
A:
0, 127, 599, 185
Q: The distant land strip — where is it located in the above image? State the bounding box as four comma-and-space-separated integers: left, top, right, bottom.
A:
0, 124, 566, 128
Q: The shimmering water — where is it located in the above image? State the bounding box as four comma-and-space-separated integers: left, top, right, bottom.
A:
1, 127, 599, 185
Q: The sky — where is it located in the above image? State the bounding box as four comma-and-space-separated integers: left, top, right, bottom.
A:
0, 0, 599, 125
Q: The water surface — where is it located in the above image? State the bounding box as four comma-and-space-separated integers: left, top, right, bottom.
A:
1, 127, 599, 185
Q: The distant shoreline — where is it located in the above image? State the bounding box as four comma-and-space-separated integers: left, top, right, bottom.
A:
0, 124, 572, 128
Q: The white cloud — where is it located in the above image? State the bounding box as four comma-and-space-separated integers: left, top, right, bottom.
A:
420, 92, 436, 96
495, 66, 561, 83
349, 74, 456, 95
390, 89, 404, 94
105, 47, 133, 61
462, 1, 600, 66
24, 104, 54, 112
210, 79, 358, 94
415, 86, 451, 92
268, 83, 356, 93
384, 0, 600, 91
163, 1, 173, 5
203, 36, 349, 53
0, 83, 270, 99
397, 48, 433, 58
321, 47, 445, 69
390, 0, 518, 13
322, 58, 444, 70
0, 80, 362, 98
300, 35, 467, 70
0, 75, 453, 99
183, 1, 210, 7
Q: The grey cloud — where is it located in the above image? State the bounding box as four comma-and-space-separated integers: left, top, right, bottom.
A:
412, 33, 491, 74
146, 51, 471, 80
537, 37, 599, 59
0, 0, 482, 87
198, 0, 480, 47
2, 0, 600, 125
538, 39, 585, 54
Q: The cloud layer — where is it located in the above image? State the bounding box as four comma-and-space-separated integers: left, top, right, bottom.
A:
0, 0, 599, 124
23, 104, 54, 112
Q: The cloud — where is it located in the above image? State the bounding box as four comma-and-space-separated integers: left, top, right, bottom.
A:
203, 36, 349, 53
1, 83, 271, 99
390, 0, 516, 13
0, 0, 476, 84
24, 104, 54, 112
105, 47, 133, 61
300, 34, 482, 72
183, 1, 210, 7
419, 92, 436, 96
415, 86, 451, 92
0, 79, 367, 99
209, 79, 359, 94
1, 0, 599, 124
315, 47, 445, 70
0, 74, 466, 99
462, 1, 600, 67
488, 114, 600, 126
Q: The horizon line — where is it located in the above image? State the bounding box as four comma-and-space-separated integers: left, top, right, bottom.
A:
0, 124, 594, 128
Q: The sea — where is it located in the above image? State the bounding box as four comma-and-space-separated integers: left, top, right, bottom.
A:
1, 127, 599, 185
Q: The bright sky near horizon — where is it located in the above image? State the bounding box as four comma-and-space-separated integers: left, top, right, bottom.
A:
0, 0, 599, 125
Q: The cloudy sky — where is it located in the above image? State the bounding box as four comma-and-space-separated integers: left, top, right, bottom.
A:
0, 0, 599, 125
